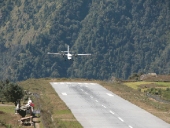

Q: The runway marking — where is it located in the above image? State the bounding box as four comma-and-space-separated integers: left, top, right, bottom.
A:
90, 83, 95, 85
118, 117, 124, 122
62, 93, 67, 95
109, 111, 114, 114
60, 83, 64, 84
95, 100, 98, 102
85, 92, 88, 94
90, 96, 93, 98
81, 89, 84, 91
102, 105, 106, 108
106, 93, 114, 96
129, 126, 133, 128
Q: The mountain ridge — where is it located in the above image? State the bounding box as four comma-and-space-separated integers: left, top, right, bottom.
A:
0, 0, 170, 81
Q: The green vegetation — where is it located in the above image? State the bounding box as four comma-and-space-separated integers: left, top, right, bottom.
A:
124, 81, 155, 90
0, 79, 24, 105
0, 106, 15, 114
0, 105, 21, 127
128, 72, 144, 80
155, 82, 170, 87
55, 110, 72, 115
0, 0, 170, 81
147, 88, 170, 101
124, 80, 170, 104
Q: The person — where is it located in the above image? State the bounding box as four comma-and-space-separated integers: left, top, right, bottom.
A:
15, 99, 20, 114
26, 97, 34, 112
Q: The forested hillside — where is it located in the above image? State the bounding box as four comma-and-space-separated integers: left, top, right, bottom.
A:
0, 0, 170, 81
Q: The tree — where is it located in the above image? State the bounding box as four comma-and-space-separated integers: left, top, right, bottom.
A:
0, 80, 5, 101
2, 81, 24, 106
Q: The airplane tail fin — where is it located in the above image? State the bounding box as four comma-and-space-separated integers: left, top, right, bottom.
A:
61, 45, 69, 53
67, 45, 69, 53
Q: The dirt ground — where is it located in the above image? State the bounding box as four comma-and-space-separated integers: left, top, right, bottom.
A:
138, 83, 166, 88
33, 117, 40, 128
0, 104, 14, 106
0, 112, 22, 127
143, 75, 170, 81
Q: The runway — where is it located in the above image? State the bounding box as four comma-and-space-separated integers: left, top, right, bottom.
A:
50, 82, 170, 128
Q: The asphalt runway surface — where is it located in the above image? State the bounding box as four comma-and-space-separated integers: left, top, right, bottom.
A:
50, 82, 170, 128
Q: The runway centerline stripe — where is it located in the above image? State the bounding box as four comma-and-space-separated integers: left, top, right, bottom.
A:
51, 82, 170, 128
118, 117, 124, 122
110, 110, 114, 114
101, 105, 106, 108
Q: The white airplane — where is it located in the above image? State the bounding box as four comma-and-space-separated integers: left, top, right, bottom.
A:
47, 45, 91, 61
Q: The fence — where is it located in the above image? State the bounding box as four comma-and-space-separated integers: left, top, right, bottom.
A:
146, 93, 170, 104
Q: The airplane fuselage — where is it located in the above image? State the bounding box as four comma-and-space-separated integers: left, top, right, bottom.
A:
67, 53, 72, 60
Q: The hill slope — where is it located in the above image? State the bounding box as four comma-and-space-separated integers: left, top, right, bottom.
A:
0, 0, 170, 81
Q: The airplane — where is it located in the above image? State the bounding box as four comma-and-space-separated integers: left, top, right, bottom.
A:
47, 45, 91, 61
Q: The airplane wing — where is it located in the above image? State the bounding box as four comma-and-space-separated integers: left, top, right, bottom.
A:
47, 52, 62, 55
77, 54, 91, 56
72, 54, 91, 57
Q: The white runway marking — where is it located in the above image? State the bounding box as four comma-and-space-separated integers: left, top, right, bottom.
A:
101, 105, 106, 108
107, 93, 114, 96
81, 89, 84, 91
110, 110, 114, 115
118, 117, 124, 122
90, 96, 93, 98
62, 93, 67, 95
51, 82, 170, 128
